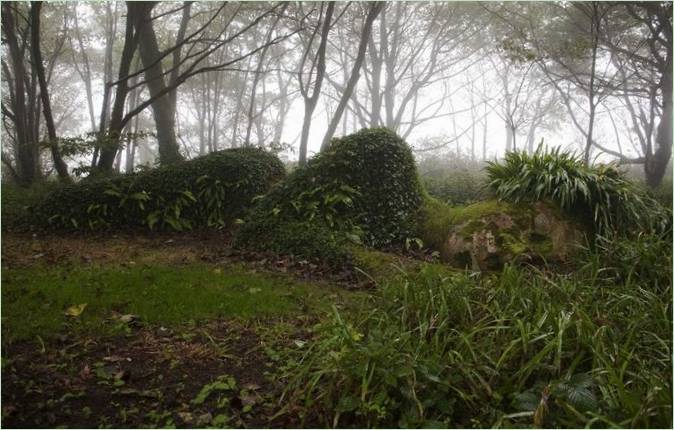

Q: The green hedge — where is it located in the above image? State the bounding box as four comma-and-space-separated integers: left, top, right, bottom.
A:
235, 128, 424, 262
32, 148, 285, 231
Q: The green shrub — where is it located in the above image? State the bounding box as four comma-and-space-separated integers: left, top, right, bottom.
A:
283, 261, 672, 428
421, 170, 489, 206
652, 175, 672, 209
235, 128, 424, 260
485, 146, 669, 235
1, 181, 62, 230
32, 148, 285, 231
235, 218, 351, 266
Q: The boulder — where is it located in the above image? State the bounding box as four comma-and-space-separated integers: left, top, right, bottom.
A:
421, 199, 586, 271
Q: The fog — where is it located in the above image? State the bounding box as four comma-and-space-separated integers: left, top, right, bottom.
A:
2, 1, 671, 186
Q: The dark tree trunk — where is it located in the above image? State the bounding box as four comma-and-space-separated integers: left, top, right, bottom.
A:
645, 71, 672, 187
30, 2, 70, 182
298, 2, 335, 166
2, 4, 40, 185
131, 1, 182, 165
97, 1, 138, 172
321, 2, 384, 151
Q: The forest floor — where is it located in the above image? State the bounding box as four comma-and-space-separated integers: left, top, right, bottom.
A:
1, 230, 374, 428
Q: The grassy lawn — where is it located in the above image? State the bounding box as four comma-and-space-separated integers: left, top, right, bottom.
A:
2, 263, 360, 342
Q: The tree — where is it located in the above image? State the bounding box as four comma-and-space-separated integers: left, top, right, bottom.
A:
297, 2, 335, 166
320, 2, 384, 151
30, 1, 70, 182
2, 3, 41, 185
600, 2, 672, 187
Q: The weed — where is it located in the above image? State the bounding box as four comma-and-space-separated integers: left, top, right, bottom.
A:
283, 253, 672, 427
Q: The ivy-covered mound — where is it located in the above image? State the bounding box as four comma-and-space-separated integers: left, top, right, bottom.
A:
234, 128, 424, 264
32, 148, 285, 231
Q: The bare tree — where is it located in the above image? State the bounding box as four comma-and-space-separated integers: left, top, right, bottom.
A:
297, 2, 335, 166
320, 2, 384, 151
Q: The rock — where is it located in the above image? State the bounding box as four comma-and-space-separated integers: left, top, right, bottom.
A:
422, 199, 586, 271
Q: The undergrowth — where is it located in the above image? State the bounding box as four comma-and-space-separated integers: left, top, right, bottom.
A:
281, 234, 672, 428
486, 146, 669, 235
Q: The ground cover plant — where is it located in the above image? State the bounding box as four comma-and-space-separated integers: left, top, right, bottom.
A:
281, 235, 672, 428
30, 148, 285, 231
234, 128, 424, 263
485, 146, 670, 235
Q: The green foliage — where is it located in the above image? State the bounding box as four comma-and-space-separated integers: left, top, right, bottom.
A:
31, 148, 285, 231
421, 171, 489, 206
235, 217, 352, 266
1, 263, 351, 341
578, 232, 673, 293
652, 175, 672, 208
235, 128, 424, 263
485, 146, 669, 235
283, 251, 672, 428
417, 153, 490, 206
1, 181, 61, 230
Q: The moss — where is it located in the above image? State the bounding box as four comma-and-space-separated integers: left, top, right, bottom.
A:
460, 219, 487, 239
499, 232, 527, 255
528, 235, 554, 255
450, 200, 512, 224
349, 246, 406, 280
420, 199, 533, 251
418, 197, 456, 252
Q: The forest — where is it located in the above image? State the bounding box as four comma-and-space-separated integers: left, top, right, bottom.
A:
1, 1, 672, 428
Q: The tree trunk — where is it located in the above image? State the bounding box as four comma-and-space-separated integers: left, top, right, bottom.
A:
321, 2, 384, 151
298, 2, 335, 166
645, 71, 672, 187
30, 2, 70, 182
97, 3, 137, 172
131, 1, 182, 165
93, 2, 117, 168
2, 4, 40, 185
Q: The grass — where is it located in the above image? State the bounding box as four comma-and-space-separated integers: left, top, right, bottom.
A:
1, 263, 359, 342
282, 237, 672, 428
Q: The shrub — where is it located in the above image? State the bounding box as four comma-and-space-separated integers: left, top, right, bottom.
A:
234, 216, 351, 266
282, 261, 672, 428
235, 128, 424, 261
1, 181, 61, 231
421, 170, 489, 206
417, 153, 490, 205
31, 148, 285, 231
485, 146, 669, 235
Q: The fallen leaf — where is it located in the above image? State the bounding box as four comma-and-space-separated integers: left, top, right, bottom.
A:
118, 314, 138, 324
65, 303, 87, 317
178, 412, 193, 423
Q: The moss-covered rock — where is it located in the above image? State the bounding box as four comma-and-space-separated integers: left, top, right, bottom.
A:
420, 198, 586, 271
234, 128, 424, 264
